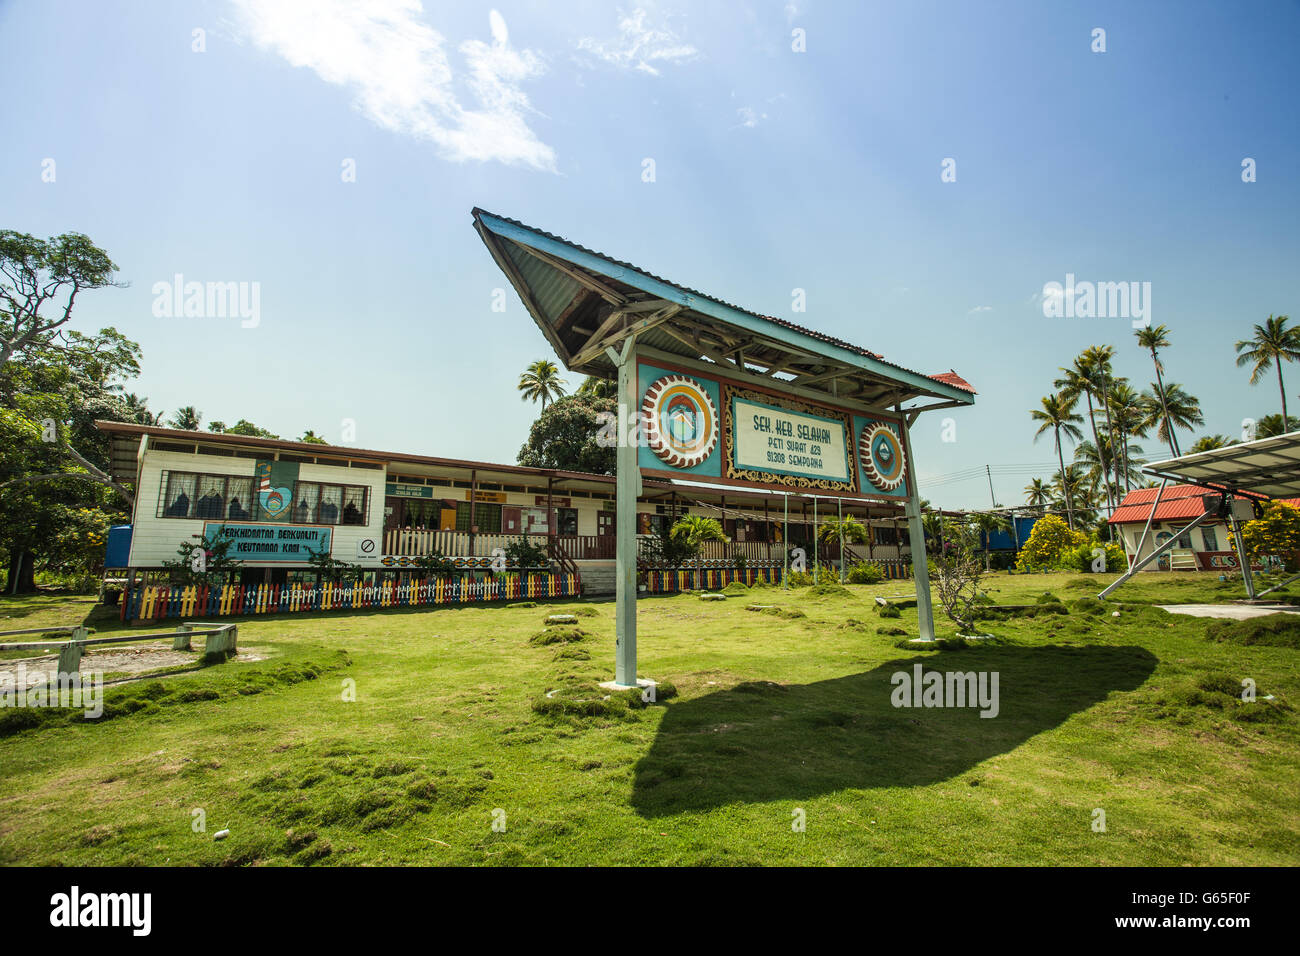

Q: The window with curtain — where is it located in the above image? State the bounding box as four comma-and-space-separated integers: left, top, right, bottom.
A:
341, 487, 366, 525
162, 473, 197, 518
292, 483, 317, 524
226, 478, 253, 520
316, 485, 343, 524
194, 475, 227, 519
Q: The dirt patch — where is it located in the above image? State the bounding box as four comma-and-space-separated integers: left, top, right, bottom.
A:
0, 646, 265, 688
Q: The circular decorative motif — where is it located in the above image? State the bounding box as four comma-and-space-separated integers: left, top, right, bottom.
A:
859, 423, 907, 492
642, 375, 719, 468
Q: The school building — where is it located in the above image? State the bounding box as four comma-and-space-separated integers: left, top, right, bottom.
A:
97, 421, 920, 595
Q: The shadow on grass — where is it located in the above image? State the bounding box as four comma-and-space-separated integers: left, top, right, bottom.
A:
631, 644, 1157, 816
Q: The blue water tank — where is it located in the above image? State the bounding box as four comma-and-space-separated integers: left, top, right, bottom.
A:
104, 525, 132, 569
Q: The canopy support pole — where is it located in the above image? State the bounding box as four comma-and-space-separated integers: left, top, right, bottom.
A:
608, 335, 639, 688
1228, 504, 1257, 600
1099, 509, 1214, 599
898, 412, 935, 641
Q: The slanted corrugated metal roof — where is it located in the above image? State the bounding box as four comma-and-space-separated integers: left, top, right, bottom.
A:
1142, 430, 1300, 500
472, 207, 976, 407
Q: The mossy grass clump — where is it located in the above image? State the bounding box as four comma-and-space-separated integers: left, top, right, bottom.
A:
1069, 597, 1107, 615
806, 581, 853, 599
877, 603, 902, 619
531, 682, 635, 720
568, 605, 599, 617
877, 625, 907, 636
529, 626, 587, 646
1036, 591, 1063, 605
721, 581, 751, 595
552, 646, 591, 661
759, 606, 805, 619
1206, 614, 1300, 648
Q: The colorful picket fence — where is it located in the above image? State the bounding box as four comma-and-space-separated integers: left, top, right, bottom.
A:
642, 566, 782, 594
120, 573, 580, 622
874, 559, 912, 580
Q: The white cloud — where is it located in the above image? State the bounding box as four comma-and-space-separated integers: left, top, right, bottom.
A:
577, 7, 698, 76
735, 106, 767, 128
968, 305, 992, 314
231, 0, 556, 171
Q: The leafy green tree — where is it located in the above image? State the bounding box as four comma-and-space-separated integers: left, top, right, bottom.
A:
971, 512, 1012, 570
1240, 501, 1300, 573
518, 359, 568, 411
1235, 315, 1300, 425
517, 394, 616, 474
161, 530, 241, 586
1024, 478, 1051, 508
299, 429, 327, 444
1015, 514, 1088, 572
223, 419, 280, 439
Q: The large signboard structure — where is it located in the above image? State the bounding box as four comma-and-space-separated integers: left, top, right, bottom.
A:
474, 208, 977, 687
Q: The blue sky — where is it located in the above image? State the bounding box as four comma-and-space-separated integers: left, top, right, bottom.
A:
2, 0, 1297, 508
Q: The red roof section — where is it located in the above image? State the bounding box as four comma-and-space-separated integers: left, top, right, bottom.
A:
1110, 483, 1300, 524
928, 370, 977, 393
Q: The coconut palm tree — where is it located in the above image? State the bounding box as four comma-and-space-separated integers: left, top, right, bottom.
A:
168, 406, 202, 430
1135, 323, 1179, 455
1030, 393, 1084, 529
670, 514, 729, 580
576, 375, 617, 399
971, 512, 1012, 570
1024, 478, 1051, 509
299, 429, 327, 444
1142, 382, 1204, 452
1055, 358, 1112, 508
1081, 345, 1124, 507
517, 360, 568, 411
1189, 434, 1233, 453
1107, 381, 1148, 487
1255, 413, 1300, 439
1235, 315, 1300, 426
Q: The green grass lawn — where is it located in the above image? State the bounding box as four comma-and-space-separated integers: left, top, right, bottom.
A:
1, 570, 1297, 866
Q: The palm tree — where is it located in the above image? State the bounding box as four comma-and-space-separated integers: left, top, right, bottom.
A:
169, 406, 202, 430
1235, 315, 1300, 425
1052, 464, 1095, 528
1056, 358, 1112, 508
121, 393, 162, 425
1107, 381, 1148, 487
1135, 324, 1179, 455
518, 360, 568, 411
1081, 345, 1124, 508
576, 375, 617, 399
1142, 382, 1204, 452
1030, 393, 1084, 529
299, 429, 327, 444
670, 515, 729, 580
1255, 413, 1300, 439
971, 512, 1012, 570
1190, 434, 1233, 453
1024, 478, 1051, 509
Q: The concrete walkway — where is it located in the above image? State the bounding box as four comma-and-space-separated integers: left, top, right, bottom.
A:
1158, 603, 1300, 620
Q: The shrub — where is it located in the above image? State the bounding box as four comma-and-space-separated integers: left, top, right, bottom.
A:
1015, 515, 1088, 572
846, 562, 884, 584
787, 570, 815, 587
877, 603, 901, 619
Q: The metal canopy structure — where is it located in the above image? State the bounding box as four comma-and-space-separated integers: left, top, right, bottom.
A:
472, 208, 976, 414
1100, 430, 1300, 601
1142, 430, 1300, 501
474, 208, 977, 687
